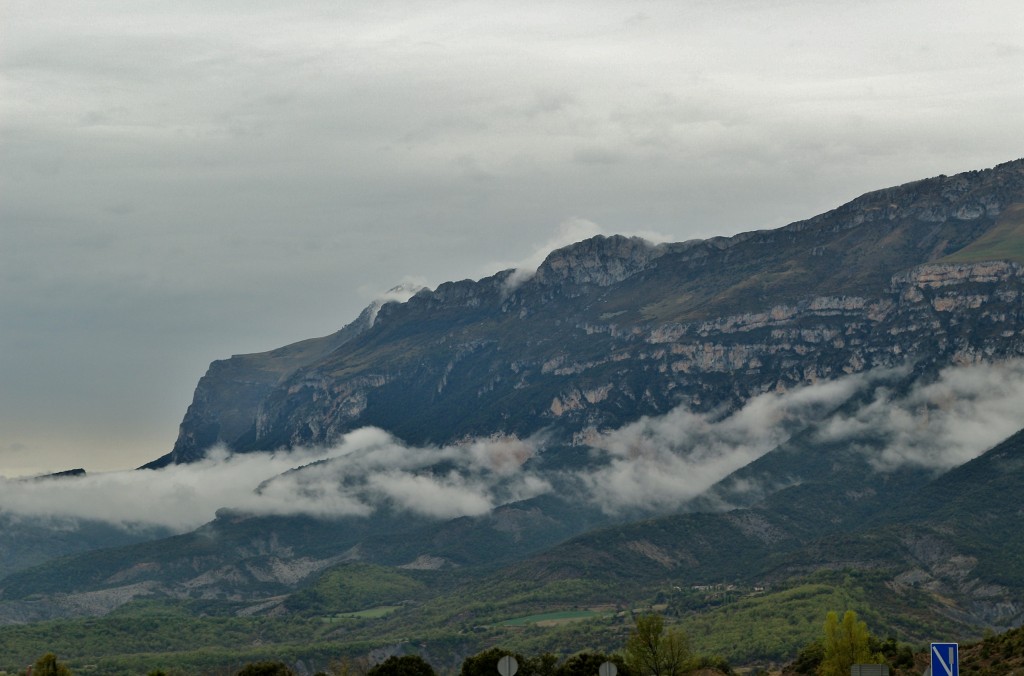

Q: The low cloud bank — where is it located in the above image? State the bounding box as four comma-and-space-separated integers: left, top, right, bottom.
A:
575, 370, 891, 513
0, 429, 549, 532
815, 360, 1024, 471
578, 361, 1024, 513
2, 362, 1022, 531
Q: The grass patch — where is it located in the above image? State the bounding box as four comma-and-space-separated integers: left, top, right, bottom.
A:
324, 605, 402, 621
942, 203, 1024, 264
287, 562, 426, 615
501, 609, 611, 627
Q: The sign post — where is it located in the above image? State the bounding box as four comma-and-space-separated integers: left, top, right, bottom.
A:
930, 643, 958, 676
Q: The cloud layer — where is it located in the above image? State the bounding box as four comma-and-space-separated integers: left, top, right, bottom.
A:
815, 360, 1024, 472
2, 361, 1022, 531
0, 429, 552, 531
577, 370, 891, 513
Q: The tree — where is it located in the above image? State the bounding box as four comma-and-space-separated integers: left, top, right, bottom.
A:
819, 611, 882, 676
367, 656, 437, 676
624, 614, 692, 676
29, 653, 73, 676
790, 639, 825, 675
871, 635, 914, 670
460, 648, 525, 676
556, 652, 630, 676
524, 653, 560, 676
236, 662, 295, 676
330, 655, 371, 676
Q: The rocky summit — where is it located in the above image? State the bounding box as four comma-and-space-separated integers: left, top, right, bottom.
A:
150, 159, 1024, 467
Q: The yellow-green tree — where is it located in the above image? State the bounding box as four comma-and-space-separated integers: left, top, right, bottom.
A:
29, 653, 73, 676
624, 614, 692, 676
819, 611, 881, 676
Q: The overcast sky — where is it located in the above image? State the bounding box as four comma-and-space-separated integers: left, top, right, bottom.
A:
2, 0, 1023, 477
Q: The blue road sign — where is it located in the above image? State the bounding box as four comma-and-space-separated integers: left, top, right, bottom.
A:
930, 643, 958, 676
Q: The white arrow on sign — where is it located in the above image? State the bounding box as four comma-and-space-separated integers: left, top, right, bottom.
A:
930, 643, 958, 676
599, 662, 618, 676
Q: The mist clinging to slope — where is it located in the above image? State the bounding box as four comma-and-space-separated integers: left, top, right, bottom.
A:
2, 361, 1022, 531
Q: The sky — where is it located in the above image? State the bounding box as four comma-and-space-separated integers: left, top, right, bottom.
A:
2, 0, 1023, 476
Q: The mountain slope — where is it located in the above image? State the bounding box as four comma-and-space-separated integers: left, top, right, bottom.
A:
0, 492, 612, 623
0, 514, 169, 582
443, 424, 1024, 643
761, 427, 1024, 630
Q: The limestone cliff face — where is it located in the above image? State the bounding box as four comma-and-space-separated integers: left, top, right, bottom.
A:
152, 159, 1024, 464
144, 302, 379, 467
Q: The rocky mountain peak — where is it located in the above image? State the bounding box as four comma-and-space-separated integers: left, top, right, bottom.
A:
787, 157, 1024, 236
532, 234, 665, 287
365, 283, 427, 327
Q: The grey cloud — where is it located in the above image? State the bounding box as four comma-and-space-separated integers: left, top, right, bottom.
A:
572, 147, 625, 165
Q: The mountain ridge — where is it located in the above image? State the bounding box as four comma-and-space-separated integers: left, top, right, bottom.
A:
150, 159, 1024, 465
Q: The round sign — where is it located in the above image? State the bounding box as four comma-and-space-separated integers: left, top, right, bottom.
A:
498, 655, 519, 676
599, 662, 618, 676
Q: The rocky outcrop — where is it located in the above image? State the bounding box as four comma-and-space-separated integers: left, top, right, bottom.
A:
145, 301, 380, 467
533, 235, 667, 287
